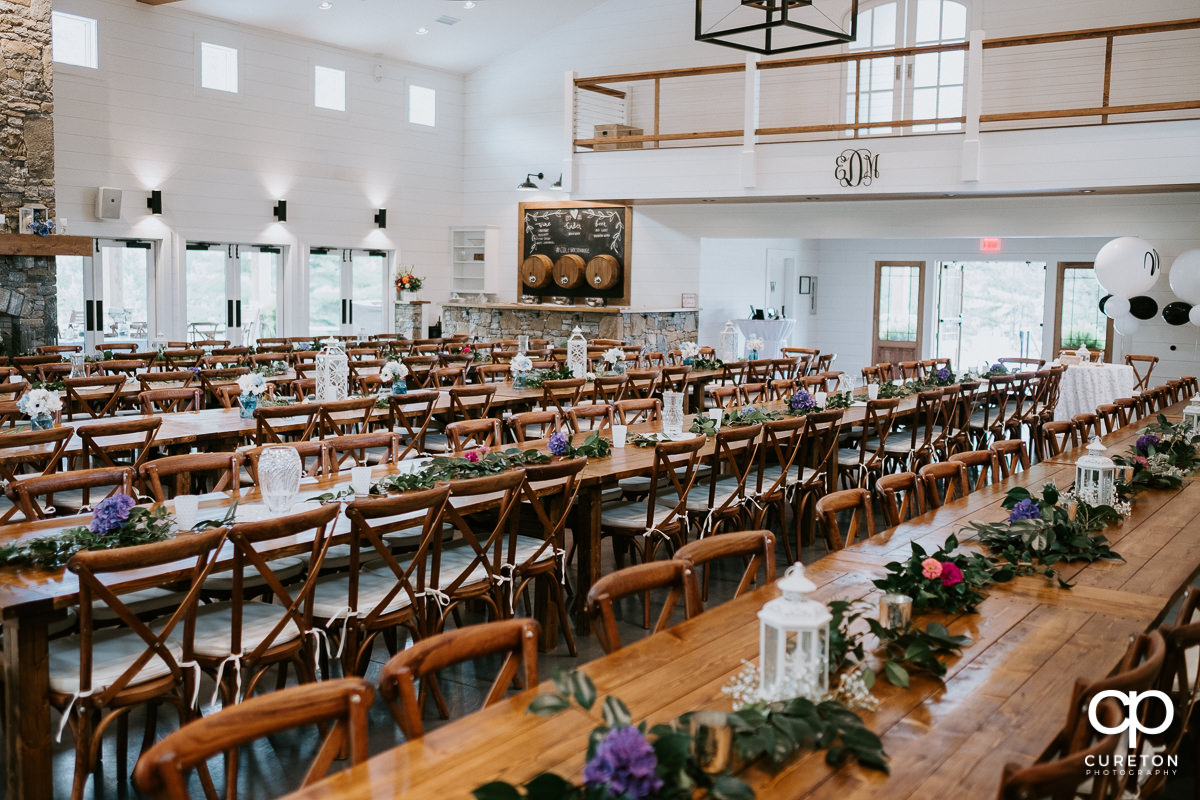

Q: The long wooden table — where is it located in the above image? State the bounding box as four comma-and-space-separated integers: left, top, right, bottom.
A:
280, 416, 1200, 799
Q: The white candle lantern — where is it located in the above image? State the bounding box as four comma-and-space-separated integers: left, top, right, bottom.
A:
315, 337, 349, 402
567, 326, 588, 379
1075, 437, 1118, 507
1182, 394, 1200, 434
758, 563, 830, 702
719, 321, 739, 363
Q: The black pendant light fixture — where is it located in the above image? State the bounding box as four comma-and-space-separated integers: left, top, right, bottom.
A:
696, 0, 859, 55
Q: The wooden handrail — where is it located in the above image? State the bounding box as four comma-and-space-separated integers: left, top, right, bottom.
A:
759, 40, 967, 70
982, 17, 1200, 49
979, 100, 1200, 124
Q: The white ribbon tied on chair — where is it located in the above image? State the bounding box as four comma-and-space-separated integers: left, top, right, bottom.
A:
56, 687, 95, 743
324, 606, 357, 660
178, 659, 203, 711
306, 627, 332, 679
211, 652, 244, 706
420, 588, 451, 609
495, 562, 517, 616
553, 546, 568, 587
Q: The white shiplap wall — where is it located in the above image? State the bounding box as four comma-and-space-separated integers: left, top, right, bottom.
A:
52, 0, 465, 339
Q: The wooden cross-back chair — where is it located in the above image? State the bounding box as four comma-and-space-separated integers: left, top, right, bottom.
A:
997, 699, 1125, 800
586, 561, 700, 654
140, 452, 242, 502
97, 358, 149, 380
1125, 354, 1159, 393
510, 458, 586, 656
402, 355, 438, 388
614, 397, 661, 426
507, 410, 560, 445
36, 344, 82, 355
568, 404, 612, 435
0, 427, 74, 523
138, 370, 196, 393
59, 527, 228, 800
655, 366, 692, 411
12, 354, 62, 381
6, 466, 135, 521
947, 449, 1001, 493
674, 529, 776, 610
38, 363, 75, 385
252, 402, 322, 445
316, 396, 377, 439
386, 390, 440, 458
671, 423, 761, 542
159, 349, 203, 371
473, 364, 509, 384
63, 375, 126, 419
196, 368, 249, 407
139, 388, 202, 415
76, 416, 162, 475
969, 375, 1015, 448
1040, 420, 1079, 459
445, 418, 503, 453
815, 487, 876, 550
133, 678, 374, 800
447, 384, 496, 421
588, 374, 627, 405
622, 369, 659, 400
917, 461, 970, 509
990, 438, 1030, 479
539, 378, 585, 417
325, 431, 403, 472
317, 485, 451, 675
750, 414, 807, 561
707, 384, 742, 410
998, 357, 1046, 372
837, 397, 901, 490
378, 619, 540, 740
876, 472, 925, 529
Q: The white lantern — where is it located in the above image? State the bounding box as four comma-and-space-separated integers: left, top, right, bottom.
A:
1075, 437, 1118, 507
567, 326, 588, 379
758, 563, 830, 702
315, 337, 349, 402
1182, 394, 1200, 434
719, 321, 738, 363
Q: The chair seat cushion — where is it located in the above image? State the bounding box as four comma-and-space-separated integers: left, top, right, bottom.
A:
430, 542, 491, 589
600, 501, 678, 531
191, 600, 303, 658
49, 628, 180, 695
92, 587, 187, 623
511, 534, 556, 566
203, 555, 306, 592
657, 482, 740, 513
310, 568, 413, 620
617, 464, 711, 494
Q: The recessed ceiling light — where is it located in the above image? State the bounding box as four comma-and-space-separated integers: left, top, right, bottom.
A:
1080, 189, 1096, 193
463, 1, 477, 8
805, 196, 819, 201
416, 27, 429, 35
318, 1, 332, 9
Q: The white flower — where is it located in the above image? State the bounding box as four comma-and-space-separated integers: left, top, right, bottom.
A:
236, 373, 267, 396
511, 355, 534, 373
602, 347, 624, 365
18, 388, 63, 417
380, 360, 409, 382
586, 371, 597, 382
679, 341, 700, 359
747, 336, 765, 352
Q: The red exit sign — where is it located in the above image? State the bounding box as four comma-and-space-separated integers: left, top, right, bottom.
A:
980, 238, 1003, 253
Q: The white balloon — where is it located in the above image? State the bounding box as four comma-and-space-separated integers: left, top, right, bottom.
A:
1191, 305, 1200, 326
1169, 249, 1200, 304
1094, 237, 1161, 298
1103, 296, 1131, 319
1114, 316, 1140, 336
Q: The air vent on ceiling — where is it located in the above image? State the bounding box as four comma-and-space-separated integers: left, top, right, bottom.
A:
436, 15, 460, 25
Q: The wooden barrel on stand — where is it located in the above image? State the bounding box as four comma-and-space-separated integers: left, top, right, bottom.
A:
585, 254, 621, 290
551, 254, 585, 290
522, 254, 553, 289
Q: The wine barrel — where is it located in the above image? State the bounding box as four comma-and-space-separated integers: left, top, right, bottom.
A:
552, 254, 585, 289
521, 254, 553, 289
585, 254, 621, 290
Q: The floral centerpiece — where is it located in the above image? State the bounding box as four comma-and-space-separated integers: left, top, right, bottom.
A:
872, 534, 1012, 614
745, 337, 764, 360
17, 387, 63, 430
235, 373, 268, 417
1112, 415, 1200, 494
511, 354, 535, 388
965, 483, 1123, 587
548, 430, 612, 459
0, 494, 174, 569
395, 268, 423, 295
981, 362, 1008, 377
928, 366, 955, 386
787, 389, 817, 415
679, 341, 700, 365
525, 365, 575, 389
29, 217, 55, 237
823, 391, 853, 410
380, 360, 410, 394
600, 347, 626, 375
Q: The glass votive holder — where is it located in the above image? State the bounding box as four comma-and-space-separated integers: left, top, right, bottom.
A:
351, 465, 373, 495
880, 593, 913, 630
689, 710, 739, 774
867, 383, 880, 400
174, 495, 200, 531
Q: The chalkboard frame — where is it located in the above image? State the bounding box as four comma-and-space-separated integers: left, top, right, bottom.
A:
517, 200, 632, 306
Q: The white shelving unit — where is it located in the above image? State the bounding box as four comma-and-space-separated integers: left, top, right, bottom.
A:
450, 225, 499, 295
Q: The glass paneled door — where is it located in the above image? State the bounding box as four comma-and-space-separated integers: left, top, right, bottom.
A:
58, 239, 157, 352
185, 243, 282, 345
307, 248, 390, 338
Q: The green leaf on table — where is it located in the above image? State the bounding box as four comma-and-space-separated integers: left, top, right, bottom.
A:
882, 660, 910, 688
570, 672, 597, 710
472, 781, 523, 800
601, 695, 632, 729
524, 773, 576, 800
527, 694, 570, 716
709, 775, 756, 800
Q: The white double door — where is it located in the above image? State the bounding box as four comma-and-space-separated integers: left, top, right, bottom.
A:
307, 248, 390, 338
185, 243, 282, 345
55, 238, 159, 352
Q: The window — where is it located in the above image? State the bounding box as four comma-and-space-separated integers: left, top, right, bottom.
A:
1055, 263, 1112, 360
314, 65, 346, 111
409, 85, 436, 127
51, 11, 98, 69
201, 42, 238, 94
845, 0, 967, 136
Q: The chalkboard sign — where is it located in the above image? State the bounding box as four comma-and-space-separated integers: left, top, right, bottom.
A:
518, 201, 631, 305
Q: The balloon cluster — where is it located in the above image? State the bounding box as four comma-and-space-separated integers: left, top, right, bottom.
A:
1095, 238, 1200, 334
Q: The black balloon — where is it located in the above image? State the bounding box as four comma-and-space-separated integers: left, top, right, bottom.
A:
1098, 294, 1112, 313
1163, 301, 1193, 326
1129, 295, 1158, 320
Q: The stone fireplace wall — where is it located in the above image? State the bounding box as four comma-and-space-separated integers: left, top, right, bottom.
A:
1, 0, 57, 349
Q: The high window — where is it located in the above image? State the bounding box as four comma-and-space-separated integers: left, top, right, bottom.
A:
846, 0, 967, 136
200, 42, 239, 94
409, 85, 436, 127
314, 65, 346, 111
51, 11, 98, 69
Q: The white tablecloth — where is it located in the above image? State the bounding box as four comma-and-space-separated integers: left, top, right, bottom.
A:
734, 319, 795, 359
1053, 363, 1137, 422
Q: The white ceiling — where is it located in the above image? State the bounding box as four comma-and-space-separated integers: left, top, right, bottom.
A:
163, 0, 608, 74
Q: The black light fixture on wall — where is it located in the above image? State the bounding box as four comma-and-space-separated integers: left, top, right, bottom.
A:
374, 208, 387, 228
273, 200, 288, 223
695, 0, 859, 55
518, 172, 544, 191
146, 190, 163, 215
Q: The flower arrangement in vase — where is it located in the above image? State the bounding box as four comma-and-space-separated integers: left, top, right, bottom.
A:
600, 347, 626, 375
511, 354, 534, 388
396, 268, 423, 299
235, 373, 268, 417
17, 388, 63, 429
679, 341, 699, 365
745, 337, 765, 360
380, 360, 410, 394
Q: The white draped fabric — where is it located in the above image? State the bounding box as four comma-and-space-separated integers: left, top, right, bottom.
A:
1053, 363, 1137, 421
734, 319, 795, 360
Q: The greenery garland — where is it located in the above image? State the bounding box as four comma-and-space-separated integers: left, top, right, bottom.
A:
1112, 414, 1200, 496
0, 503, 175, 569
826, 600, 971, 690
372, 447, 551, 494
872, 534, 1013, 614
525, 366, 576, 388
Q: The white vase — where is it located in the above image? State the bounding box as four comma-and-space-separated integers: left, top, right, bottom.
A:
400, 290, 416, 302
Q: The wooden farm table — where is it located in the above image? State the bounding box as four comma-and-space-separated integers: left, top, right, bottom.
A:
280, 454, 1200, 800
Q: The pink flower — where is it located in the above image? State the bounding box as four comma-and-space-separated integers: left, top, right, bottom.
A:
479, 446, 491, 455
1133, 456, 1148, 468
939, 562, 963, 587
462, 450, 479, 463
921, 558, 943, 579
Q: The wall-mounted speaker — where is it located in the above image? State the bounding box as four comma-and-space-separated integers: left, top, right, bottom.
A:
95, 187, 123, 220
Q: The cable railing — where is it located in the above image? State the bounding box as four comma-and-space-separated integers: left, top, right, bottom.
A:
571, 17, 1200, 152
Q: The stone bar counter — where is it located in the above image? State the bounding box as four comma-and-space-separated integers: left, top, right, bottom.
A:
441, 302, 699, 351
393, 300, 429, 338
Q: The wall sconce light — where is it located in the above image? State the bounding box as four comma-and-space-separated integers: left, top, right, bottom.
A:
518, 172, 544, 191
273, 200, 288, 223
146, 190, 163, 215
374, 208, 387, 228
551, 174, 563, 190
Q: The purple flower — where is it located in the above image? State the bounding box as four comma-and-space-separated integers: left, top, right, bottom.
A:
789, 390, 815, 412
935, 367, 952, 381
583, 727, 663, 800
189, 366, 201, 375
90, 493, 136, 536
548, 431, 570, 456
1136, 434, 1161, 455
1008, 498, 1042, 522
